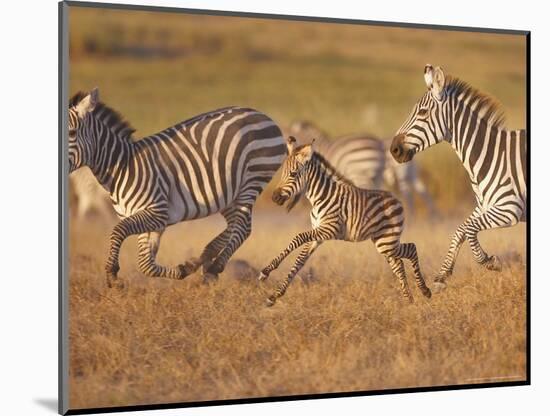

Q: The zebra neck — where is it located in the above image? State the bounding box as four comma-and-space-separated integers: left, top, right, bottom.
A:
449, 104, 506, 187
88, 127, 133, 194
304, 156, 347, 206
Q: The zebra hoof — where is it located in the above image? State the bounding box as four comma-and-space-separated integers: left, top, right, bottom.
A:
202, 272, 219, 284
258, 271, 269, 281
178, 258, 201, 278
432, 281, 447, 293
484, 255, 502, 272
266, 295, 277, 307
422, 288, 432, 299
106, 274, 125, 290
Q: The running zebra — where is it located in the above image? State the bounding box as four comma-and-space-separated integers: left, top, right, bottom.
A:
258, 137, 431, 306
68, 88, 286, 287
289, 120, 437, 216
391, 65, 527, 289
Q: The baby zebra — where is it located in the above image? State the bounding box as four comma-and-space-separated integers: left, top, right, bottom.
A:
258, 137, 431, 306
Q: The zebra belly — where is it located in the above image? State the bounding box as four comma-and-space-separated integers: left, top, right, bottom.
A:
164, 180, 229, 225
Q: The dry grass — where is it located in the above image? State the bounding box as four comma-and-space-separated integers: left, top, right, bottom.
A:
68, 210, 526, 410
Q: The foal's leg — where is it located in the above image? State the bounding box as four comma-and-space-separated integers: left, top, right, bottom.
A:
258, 226, 335, 280
373, 237, 413, 302
266, 241, 321, 307
396, 243, 431, 298
387, 257, 413, 302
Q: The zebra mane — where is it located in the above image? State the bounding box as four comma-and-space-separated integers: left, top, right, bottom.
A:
310, 150, 355, 186
69, 91, 136, 140
445, 77, 506, 128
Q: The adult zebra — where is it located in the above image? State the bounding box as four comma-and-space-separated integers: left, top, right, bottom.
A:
391, 65, 527, 290
68, 88, 286, 287
288, 120, 437, 217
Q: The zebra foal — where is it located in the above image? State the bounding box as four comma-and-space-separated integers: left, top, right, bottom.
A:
68, 88, 285, 287
391, 65, 527, 290
258, 137, 431, 306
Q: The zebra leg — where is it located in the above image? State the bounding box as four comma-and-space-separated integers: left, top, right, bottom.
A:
258, 227, 334, 281
203, 205, 252, 280
464, 208, 517, 272
396, 243, 431, 298
195, 206, 243, 273
196, 228, 232, 272
372, 233, 412, 301
435, 208, 483, 290
266, 241, 320, 307
386, 256, 414, 303
105, 206, 168, 288
137, 231, 188, 280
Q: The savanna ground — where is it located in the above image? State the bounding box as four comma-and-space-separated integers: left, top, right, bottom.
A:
69, 213, 526, 409
67, 6, 528, 410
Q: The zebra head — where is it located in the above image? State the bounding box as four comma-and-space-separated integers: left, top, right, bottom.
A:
68, 88, 99, 173
272, 136, 314, 212
391, 64, 452, 163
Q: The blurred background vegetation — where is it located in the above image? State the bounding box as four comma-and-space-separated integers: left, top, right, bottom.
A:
69, 7, 526, 215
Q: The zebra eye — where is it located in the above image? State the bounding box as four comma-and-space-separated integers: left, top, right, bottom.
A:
418, 108, 429, 117
289, 170, 298, 178
68, 129, 77, 138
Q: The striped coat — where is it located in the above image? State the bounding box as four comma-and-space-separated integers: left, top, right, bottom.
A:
258, 137, 431, 305
391, 65, 526, 289
69, 88, 285, 286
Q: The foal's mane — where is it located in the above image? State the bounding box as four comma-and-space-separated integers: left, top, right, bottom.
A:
70, 91, 136, 140
296, 145, 355, 186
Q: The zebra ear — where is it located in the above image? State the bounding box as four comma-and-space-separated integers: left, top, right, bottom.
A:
424, 64, 434, 89
76, 87, 99, 118
296, 142, 313, 164
432, 67, 445, 99
287, 136, 297, 154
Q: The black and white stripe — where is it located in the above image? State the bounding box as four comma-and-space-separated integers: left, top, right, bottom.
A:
258, 137, 431, 306
289, 120, 437, 216
68, 88, 286, 286
391, 65, 527, 288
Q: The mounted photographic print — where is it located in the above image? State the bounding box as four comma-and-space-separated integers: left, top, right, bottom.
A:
59, 1, 529, 414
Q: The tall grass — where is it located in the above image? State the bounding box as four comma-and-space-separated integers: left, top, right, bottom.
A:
68, 215, 527, 409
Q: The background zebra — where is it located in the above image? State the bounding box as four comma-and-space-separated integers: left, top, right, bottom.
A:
70, 168, 116, 222
69, 88, 286, 287
258, 137, 431, 306
289, 120, 437, 217
391, 64, 527, 290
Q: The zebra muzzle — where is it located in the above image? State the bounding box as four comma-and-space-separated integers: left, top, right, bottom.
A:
390, 136, 414, 163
